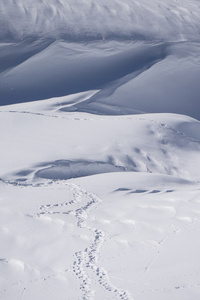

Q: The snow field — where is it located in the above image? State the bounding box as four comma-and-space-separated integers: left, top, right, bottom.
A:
1, 172, 200, 299
0, 96, 200, 299
0, 0, 200, 298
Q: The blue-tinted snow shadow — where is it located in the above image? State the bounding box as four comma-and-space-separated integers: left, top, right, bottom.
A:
11, 159, 128, 182
0, 37, 55, 74
0, 40, 167, 105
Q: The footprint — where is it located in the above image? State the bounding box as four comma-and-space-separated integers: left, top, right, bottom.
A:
149, 190, 161, 194
130, 189, 147, 194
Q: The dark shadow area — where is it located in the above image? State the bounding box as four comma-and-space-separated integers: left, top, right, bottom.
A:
0, 37, 54, 74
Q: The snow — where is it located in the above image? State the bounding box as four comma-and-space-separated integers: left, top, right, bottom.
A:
0, 40, 200, 119
0, 0, 200, 299
1, 172, 200, 299
1, 0, 200, 42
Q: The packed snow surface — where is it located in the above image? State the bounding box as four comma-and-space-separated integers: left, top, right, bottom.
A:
0, 0, 200, 299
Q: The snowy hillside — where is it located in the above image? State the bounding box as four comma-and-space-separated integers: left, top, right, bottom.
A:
0, 0, 200, 299
1, 0, 200, 41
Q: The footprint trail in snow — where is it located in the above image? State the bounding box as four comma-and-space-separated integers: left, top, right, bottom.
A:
38, 182, 132, 300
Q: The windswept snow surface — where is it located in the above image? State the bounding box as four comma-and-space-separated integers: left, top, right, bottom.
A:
1, 0, 200, 299
1, 0, 200, 41
0, 0, 200, 118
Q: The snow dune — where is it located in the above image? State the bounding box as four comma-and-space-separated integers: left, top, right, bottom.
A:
0, 40, 200, 119
0, 0, 200, 118
0, 41, 167, 105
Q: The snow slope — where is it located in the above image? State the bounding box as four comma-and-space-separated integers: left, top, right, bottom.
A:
1, 98, 200, 300
0, 98, 200, 181
0, 40, 200, 119
1, 0, 200, 299
0, 0, 200, 118
1, 0, 200, 42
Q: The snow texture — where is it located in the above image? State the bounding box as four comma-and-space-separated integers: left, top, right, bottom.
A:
0, 0, 200, 299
